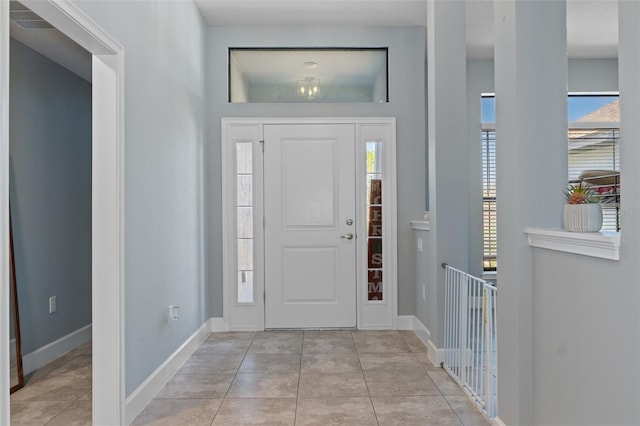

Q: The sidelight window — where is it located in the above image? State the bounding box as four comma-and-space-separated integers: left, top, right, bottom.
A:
236, 142, 254, 304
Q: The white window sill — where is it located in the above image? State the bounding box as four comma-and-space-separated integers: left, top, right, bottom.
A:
411, 220, 430, 231
525, 228, 620, 261
482, 271, 497, 281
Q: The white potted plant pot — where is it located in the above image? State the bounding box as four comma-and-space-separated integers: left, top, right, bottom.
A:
563, 203, 603, 232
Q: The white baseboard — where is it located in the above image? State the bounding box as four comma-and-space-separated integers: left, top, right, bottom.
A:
395, 315, 414, 330
493, 416, 506, 426
22, 324, 92, 375
208, 317, 229, 332
125, 321, 210, 425
400, 315, 442, 367
426, 338, 442, 366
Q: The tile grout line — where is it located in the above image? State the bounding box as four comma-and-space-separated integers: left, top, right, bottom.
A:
294, 331, 307, 425
352, 331, 381, 426
209, 331, 254, 426
41, 399, 78, 426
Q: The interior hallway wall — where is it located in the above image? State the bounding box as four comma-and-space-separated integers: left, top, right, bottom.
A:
74, 0, 208, 397
9, 38, 91, 356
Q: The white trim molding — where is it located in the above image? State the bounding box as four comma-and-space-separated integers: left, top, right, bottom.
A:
525, 227, 620, 260
0, 2, 11, 423
400, 315, 442, 367
22, 324, 92, 375
125, 321, 210, 424
492, 416, 507, 426
395, 315, 415, 330
222, 118, 398, 331
208, 317, 229, 333
410, 220, 431, 231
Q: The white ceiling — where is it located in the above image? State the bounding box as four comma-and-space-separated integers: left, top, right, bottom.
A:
197, 0, 619, 59
8, 0, 619, 86
196, 0, 429, 27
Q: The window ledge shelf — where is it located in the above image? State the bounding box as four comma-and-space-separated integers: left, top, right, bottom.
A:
525, 228, 620, 260
411, 220, 430, 231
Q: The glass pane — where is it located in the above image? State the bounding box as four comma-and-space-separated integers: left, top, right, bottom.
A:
366, 141, 384, 301
229, 48, 388, 103
367, 269, 383, 301
237, 207, 253, 239
236, 142, 252, 174
237, 175, 253, 207
237, 238, 253, 271
568, 96, 618, 122
238, 271, 254, 304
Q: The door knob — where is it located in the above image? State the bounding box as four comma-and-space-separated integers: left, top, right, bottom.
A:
341, 233, 354, 240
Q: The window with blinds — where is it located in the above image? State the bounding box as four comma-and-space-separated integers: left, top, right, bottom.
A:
482, 129, 497, 271
568, 128, 620, 231
480, 94, 619, 272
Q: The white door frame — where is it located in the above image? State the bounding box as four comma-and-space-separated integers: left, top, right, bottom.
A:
221, 117, 397, 331
0, 1, 125, 424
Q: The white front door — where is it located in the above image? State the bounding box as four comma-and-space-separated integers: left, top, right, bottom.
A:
264, 124, 356, 328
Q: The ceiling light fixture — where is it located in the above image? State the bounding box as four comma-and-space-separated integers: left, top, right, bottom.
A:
303, 61, 318, 69
298, 77, 320, 100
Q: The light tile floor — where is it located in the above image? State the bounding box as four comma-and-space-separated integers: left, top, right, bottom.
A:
10, 341, 92, 426
133, 330, 490, 426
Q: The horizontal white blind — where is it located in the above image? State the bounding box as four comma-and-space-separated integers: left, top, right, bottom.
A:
482, 130, 497, 270
568, 128, 620, 231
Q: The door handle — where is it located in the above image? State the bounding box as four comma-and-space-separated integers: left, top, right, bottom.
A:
341, 233, 354, 240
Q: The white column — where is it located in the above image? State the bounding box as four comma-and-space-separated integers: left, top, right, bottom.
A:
0, 0, 9, 424
619, 0, 640, 244
493, 0, 567, 424
616, 4, 640, 423
426, 0, 467, 348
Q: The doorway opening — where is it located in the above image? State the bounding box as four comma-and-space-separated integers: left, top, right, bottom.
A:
1, 1, 124, 424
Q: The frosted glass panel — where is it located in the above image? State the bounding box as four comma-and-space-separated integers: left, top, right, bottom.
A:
237, 207, 253, 239
237, 238, 253, 271
237, 175, 253, 206
236, 141, 254, 304
237, 142, 253, 174
238, 271, 254, 304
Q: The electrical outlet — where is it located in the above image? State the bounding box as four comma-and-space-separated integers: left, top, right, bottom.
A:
49, 296, 57, 314
422, 285, 426, 301
417, 237, 423, 253
168, 305, 180, 324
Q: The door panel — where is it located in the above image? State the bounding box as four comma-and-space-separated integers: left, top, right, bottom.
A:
264, 124, 356, 328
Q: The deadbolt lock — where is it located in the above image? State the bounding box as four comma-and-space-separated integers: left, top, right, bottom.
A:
346, 219, 353, 226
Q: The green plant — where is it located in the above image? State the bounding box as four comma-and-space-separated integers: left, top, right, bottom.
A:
564, 182, 598, 204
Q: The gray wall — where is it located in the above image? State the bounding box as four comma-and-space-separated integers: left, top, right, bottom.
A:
531, 249, 639, 424
9, 39, 92, 356
206, 26, 426, 318
568, 58, 618, 93
413, 228, 430, 332
76, 0, 207, 397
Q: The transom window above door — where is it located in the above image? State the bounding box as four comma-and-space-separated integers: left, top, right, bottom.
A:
228, 48, 388, 103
